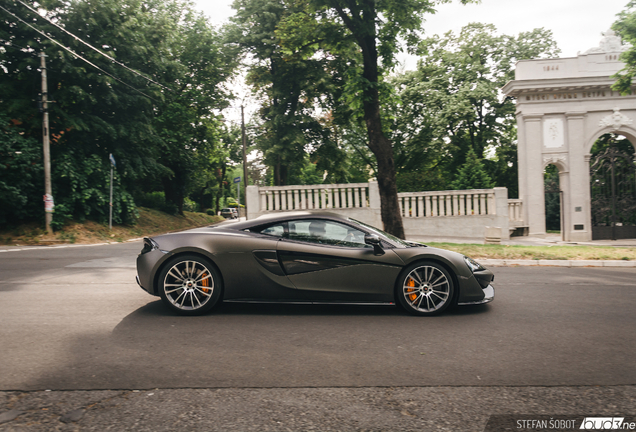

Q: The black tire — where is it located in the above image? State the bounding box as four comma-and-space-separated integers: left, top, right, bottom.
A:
396, 261, 454, 316
158, 254, 222, 316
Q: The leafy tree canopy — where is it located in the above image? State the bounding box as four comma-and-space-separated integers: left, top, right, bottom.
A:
613, 0, 636, 94
450, 147, 493, 190
272, 0, 484, 237
0, 0, 237, 227
387, 23, 559, 197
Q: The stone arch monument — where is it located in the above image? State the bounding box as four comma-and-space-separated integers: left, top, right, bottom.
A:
503, 30, 636, 241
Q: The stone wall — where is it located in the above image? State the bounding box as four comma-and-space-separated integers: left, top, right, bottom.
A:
246, 182, 511, 240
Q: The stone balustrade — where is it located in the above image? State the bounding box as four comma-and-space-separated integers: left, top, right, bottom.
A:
257, 183, 371, 212
508, 199, 524, 225
397, 189, 496, 218
246, 182, 515, 240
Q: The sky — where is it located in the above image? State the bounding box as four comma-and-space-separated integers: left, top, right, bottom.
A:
196, 0, 629, 58
195, 0, 630, 120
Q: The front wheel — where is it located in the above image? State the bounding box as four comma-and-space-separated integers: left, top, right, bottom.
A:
158, 254, 222, 316
396, 262, 454, 316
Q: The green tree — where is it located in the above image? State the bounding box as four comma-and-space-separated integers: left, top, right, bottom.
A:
613, 1, 636, 94
544, 164, 560, 232
153, 5, 235, 214
0, 115, 44, 226
389, 23, 559, 197
227, 0, 339, 186
0, 0, 235, 224
450, 147, 493, 190
1, 0, 156, 225
210, 124, 244, 214
310, 115, 372, 184
276, 0, 486, 238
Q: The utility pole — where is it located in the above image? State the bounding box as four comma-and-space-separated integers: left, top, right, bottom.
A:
241, 105, 248, 219
40, 52, 53, 235
109, 154, 116, 230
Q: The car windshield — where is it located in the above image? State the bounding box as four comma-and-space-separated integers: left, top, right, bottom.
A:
348, 218, 413, 247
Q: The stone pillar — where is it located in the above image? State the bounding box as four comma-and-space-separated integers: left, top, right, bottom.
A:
555, 170, 568, 241
516, 112, 527, 216
246, 185, 260, 220
493, 187, 510, 240
367, 181, 382, 227
566, 112, 591, 241
522, 114, 546, 236
584, 153, 593, 240
368, 181, 380, 209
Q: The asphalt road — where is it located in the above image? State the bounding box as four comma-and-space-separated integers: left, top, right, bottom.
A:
1, 242, 635, 430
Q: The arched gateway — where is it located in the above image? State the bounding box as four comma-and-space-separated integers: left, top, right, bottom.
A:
503, 30, 636, 241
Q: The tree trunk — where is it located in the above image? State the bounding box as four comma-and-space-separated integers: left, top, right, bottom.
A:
333, 2, 405, 238
363, 96, 405, 239
162, 174, 184, 216
274, 160, 281, 186
359, 41, 405, 238
274, 158, 288, 186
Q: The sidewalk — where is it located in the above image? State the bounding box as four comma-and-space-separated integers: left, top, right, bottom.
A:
478, 258, 636, 267
406, 233, 636, 267
406, 233, 636, 247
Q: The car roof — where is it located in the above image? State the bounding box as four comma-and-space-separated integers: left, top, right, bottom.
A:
228, 211, 349, 230
212, 211, 406, 249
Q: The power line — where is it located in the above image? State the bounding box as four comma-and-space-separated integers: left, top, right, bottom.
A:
0, 4, 158, 102
15, 0, 174, 92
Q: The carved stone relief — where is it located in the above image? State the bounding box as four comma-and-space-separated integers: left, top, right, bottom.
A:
599, 108, 633, 131
543, 153, 568, 171
543, 118, 564, 148
585, 29, 627, 54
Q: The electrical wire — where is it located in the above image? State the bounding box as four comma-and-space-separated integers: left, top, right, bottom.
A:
0, 4, 159, 102
15, 0, 173, 92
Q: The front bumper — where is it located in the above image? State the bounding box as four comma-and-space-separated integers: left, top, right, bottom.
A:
457, 284, 494, 306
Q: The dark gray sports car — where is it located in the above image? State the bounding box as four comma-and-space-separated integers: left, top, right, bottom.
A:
136, 212, 494, 316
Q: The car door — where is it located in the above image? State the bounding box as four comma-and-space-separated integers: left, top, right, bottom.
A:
275, 218, 404, 302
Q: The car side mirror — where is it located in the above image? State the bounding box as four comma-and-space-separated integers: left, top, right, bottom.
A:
364, 234, 384, 255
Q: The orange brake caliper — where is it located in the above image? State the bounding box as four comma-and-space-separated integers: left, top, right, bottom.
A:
406, 278, 417, 302
201, 272, 210, 293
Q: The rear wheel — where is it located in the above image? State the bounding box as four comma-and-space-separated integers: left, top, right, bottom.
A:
158, 255, 222, 315
396, 262, 454, 316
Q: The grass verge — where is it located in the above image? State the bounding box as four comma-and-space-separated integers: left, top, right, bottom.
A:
0, 207, 225, 246
426, 242, 636, 261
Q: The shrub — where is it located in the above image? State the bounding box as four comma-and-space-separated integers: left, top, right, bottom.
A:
0, 116, 44, 227
135, 191, 166, 210
52, 152, 138, 228
183, 197, 199, 212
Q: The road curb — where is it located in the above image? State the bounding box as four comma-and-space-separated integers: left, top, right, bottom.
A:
0, 237, 143, 252
480, 259, 636, 268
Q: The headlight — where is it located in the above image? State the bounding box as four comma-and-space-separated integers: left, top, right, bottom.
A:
464, 256, 485, 272
140, 237, 159, 255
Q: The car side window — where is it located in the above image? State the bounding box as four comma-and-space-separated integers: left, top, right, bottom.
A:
259, 223, 285, 237
287, 219, 369, 248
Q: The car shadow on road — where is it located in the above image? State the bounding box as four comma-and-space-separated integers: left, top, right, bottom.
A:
21, 297, 494, 391
129, 299, 490, 317
129, 299, 403, 317
129, 300, 490, 318
446, 304, 492, 316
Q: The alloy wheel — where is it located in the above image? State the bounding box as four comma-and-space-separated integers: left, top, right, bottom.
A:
402, 265, 450, 313
163, 260, 214, 311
